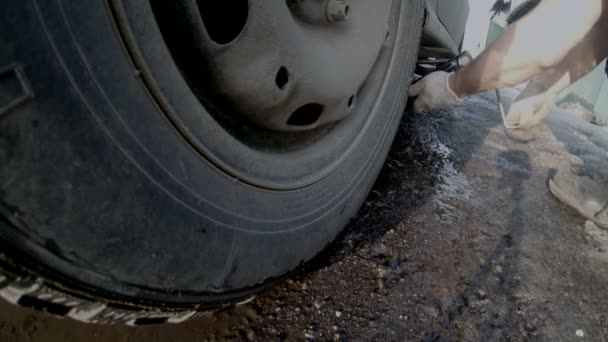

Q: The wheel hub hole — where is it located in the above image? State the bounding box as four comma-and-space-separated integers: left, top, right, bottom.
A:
275, 67, 290, 90
348, 95, 356, 108
197, 0, 249, 44
287, 103, 324, 126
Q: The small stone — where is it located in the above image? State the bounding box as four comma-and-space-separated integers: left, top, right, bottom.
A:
314, 301, 322, 310
421, 305, 439, 318
494, 265, 503, 274
478, 290, 487, 300
302, 283, 308, 290
377, 278, 384, 291
332, 325, 338, 331
525, 322, 536, 332
487, 218, 501, 227
370, 243, 389, 258
335, 311, 342, 318
576, 329, 584, 337
585, 220, 598, 230
304, 332, 315, 339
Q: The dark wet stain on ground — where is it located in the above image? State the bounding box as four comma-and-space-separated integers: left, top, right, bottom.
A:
1, 92, 608, 341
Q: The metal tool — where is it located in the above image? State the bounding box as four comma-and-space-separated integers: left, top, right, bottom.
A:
412, 51, 473, 84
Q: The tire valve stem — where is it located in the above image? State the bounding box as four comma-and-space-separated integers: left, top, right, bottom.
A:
326, 0, 351, 22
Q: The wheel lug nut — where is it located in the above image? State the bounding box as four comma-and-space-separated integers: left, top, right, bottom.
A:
326, 0, 351, 22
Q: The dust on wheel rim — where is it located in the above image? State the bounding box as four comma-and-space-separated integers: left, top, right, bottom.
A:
136, 0, 399, 190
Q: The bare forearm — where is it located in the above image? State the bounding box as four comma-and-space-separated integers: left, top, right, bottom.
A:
520, 12, 608, 98
450, 0, 605, 98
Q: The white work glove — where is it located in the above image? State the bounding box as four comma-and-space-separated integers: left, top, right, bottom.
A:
407, 71, 465, 112
502, 86, 555, 141
505, 88, 554, 130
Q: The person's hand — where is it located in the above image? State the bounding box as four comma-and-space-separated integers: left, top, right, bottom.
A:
407, 71, 465, 112
505, 90, 553, 130
502, 84, 555, 141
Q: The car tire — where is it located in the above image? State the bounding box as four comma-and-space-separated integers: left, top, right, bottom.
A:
0, 0, 424, 322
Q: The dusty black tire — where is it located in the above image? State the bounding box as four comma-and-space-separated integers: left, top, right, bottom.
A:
0, 0, 424, 321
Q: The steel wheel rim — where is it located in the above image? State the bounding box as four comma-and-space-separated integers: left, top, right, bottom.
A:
129, 0, 403, 189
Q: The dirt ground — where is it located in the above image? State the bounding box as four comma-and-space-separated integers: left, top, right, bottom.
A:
1, 91, 608, 341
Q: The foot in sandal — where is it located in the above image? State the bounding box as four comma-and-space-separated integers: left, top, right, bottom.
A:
549, 167, 608, 229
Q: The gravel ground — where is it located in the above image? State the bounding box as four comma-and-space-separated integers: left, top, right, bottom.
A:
1, 91, 608, 341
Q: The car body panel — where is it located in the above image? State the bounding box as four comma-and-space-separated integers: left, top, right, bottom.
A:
422, 0, 469, 57
437, 0, 469, 49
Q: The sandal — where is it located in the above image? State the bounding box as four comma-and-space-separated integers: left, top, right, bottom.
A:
549, 168, 608, 229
